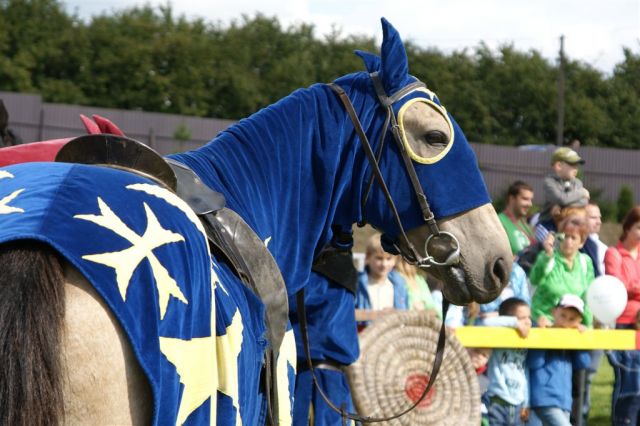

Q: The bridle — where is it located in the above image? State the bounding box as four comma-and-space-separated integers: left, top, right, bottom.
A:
338, 72, 461, 269
296, 73, 462, 424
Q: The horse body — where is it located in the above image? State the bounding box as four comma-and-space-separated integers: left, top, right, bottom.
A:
0, 18, 511, 425
0, 163, 271, 425
62, 263, 152, 424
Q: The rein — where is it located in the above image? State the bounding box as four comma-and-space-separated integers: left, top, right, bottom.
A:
297, 290, 449, 424
293, 77, 460, 423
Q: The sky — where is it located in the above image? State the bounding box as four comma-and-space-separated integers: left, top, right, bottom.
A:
63, 0, 639, 75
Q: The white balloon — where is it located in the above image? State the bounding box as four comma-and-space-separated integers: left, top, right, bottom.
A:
587, 275, 628, 326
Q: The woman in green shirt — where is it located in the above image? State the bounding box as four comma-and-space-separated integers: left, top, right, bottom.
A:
530, 212, 594, 327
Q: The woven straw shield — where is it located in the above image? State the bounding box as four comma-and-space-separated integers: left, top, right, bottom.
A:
346, 311, 480, 425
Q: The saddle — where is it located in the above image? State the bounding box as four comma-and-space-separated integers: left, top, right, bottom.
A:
56, 134, 288, 425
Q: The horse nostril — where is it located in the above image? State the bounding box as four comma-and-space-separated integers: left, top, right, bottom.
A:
492, 257, 509, 287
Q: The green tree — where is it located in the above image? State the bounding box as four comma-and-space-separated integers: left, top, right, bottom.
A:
606, 48, 640, 148
563, 61, 612, 146
83, 6, 178, 111
0, 0, 90, 102
1, 1, 638, 147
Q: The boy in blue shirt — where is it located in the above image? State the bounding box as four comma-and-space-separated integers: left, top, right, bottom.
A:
527, 294, 591, 425
482, 297, 532, 425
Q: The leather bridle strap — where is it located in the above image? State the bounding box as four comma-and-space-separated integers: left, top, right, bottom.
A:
328, 82, 424, 264
296, 81, 451, 422
296, 289, 450, 423
369, 74, 440, 237
358, 111, 389, 227
328, 82, 460, 268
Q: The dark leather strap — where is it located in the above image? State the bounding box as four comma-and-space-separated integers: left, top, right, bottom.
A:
328, 83, 424, 263
318, 80, 454, 422
200, 210, 286, 426
311, 245, 358, 295
369, 74, 440, 237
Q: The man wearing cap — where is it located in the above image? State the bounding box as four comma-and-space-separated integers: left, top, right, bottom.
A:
537, 147, 590, 233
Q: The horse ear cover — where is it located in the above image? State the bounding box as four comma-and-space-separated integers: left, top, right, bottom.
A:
355, 50, 381, 74
379, 18, 413, 96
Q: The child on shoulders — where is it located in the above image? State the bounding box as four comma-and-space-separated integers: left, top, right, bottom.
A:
537, 147, 589, 239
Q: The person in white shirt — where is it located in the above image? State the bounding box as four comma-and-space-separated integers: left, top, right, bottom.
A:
354, 233, 408, 328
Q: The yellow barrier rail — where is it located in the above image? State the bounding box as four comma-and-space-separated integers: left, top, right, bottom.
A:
454, 327, 639, 350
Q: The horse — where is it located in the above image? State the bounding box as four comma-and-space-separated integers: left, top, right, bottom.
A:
0, 18, 511, 425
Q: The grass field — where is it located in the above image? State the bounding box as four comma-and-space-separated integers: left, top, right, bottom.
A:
589, 355, 613, 425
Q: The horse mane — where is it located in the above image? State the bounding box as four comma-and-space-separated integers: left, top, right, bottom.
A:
0, 240, 66, 425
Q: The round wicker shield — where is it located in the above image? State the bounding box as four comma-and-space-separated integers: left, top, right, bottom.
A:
346, 311, 480, 425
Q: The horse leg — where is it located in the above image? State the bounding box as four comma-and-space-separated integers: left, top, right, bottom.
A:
62, 263, 153, 425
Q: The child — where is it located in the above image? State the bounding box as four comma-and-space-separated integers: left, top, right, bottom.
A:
355, 233, 408, 327
482, 298, 532, 426
529, 214, 594, 328
537, 147, 589, 238
527, 294, 591, 425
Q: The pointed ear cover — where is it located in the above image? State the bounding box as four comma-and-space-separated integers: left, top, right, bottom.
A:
355, 50, 381, 74
379, 17, 414, 96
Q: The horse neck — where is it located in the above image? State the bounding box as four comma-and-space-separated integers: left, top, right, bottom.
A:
171, 80, 379, 294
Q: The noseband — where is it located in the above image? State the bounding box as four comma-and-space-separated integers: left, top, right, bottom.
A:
295, 75, 459, 424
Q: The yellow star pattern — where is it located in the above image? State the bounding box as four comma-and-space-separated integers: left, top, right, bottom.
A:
160, 308, 244, 426
0, 171, 24, 215
75, 197, 188, 319
159, 334, 217, 425
276, 330, 297, 425
126, 183, 209, 244
216, 309, 244, 426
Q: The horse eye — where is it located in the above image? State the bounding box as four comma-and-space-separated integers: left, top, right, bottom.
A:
424, 130, 447, 146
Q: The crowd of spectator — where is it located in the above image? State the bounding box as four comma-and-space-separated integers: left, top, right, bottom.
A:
354, 146, 640, 425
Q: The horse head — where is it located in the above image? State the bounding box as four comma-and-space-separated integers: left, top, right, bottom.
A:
340, 18, 510, 304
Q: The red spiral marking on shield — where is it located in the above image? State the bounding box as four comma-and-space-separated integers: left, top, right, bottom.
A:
404, 373, 435, 408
